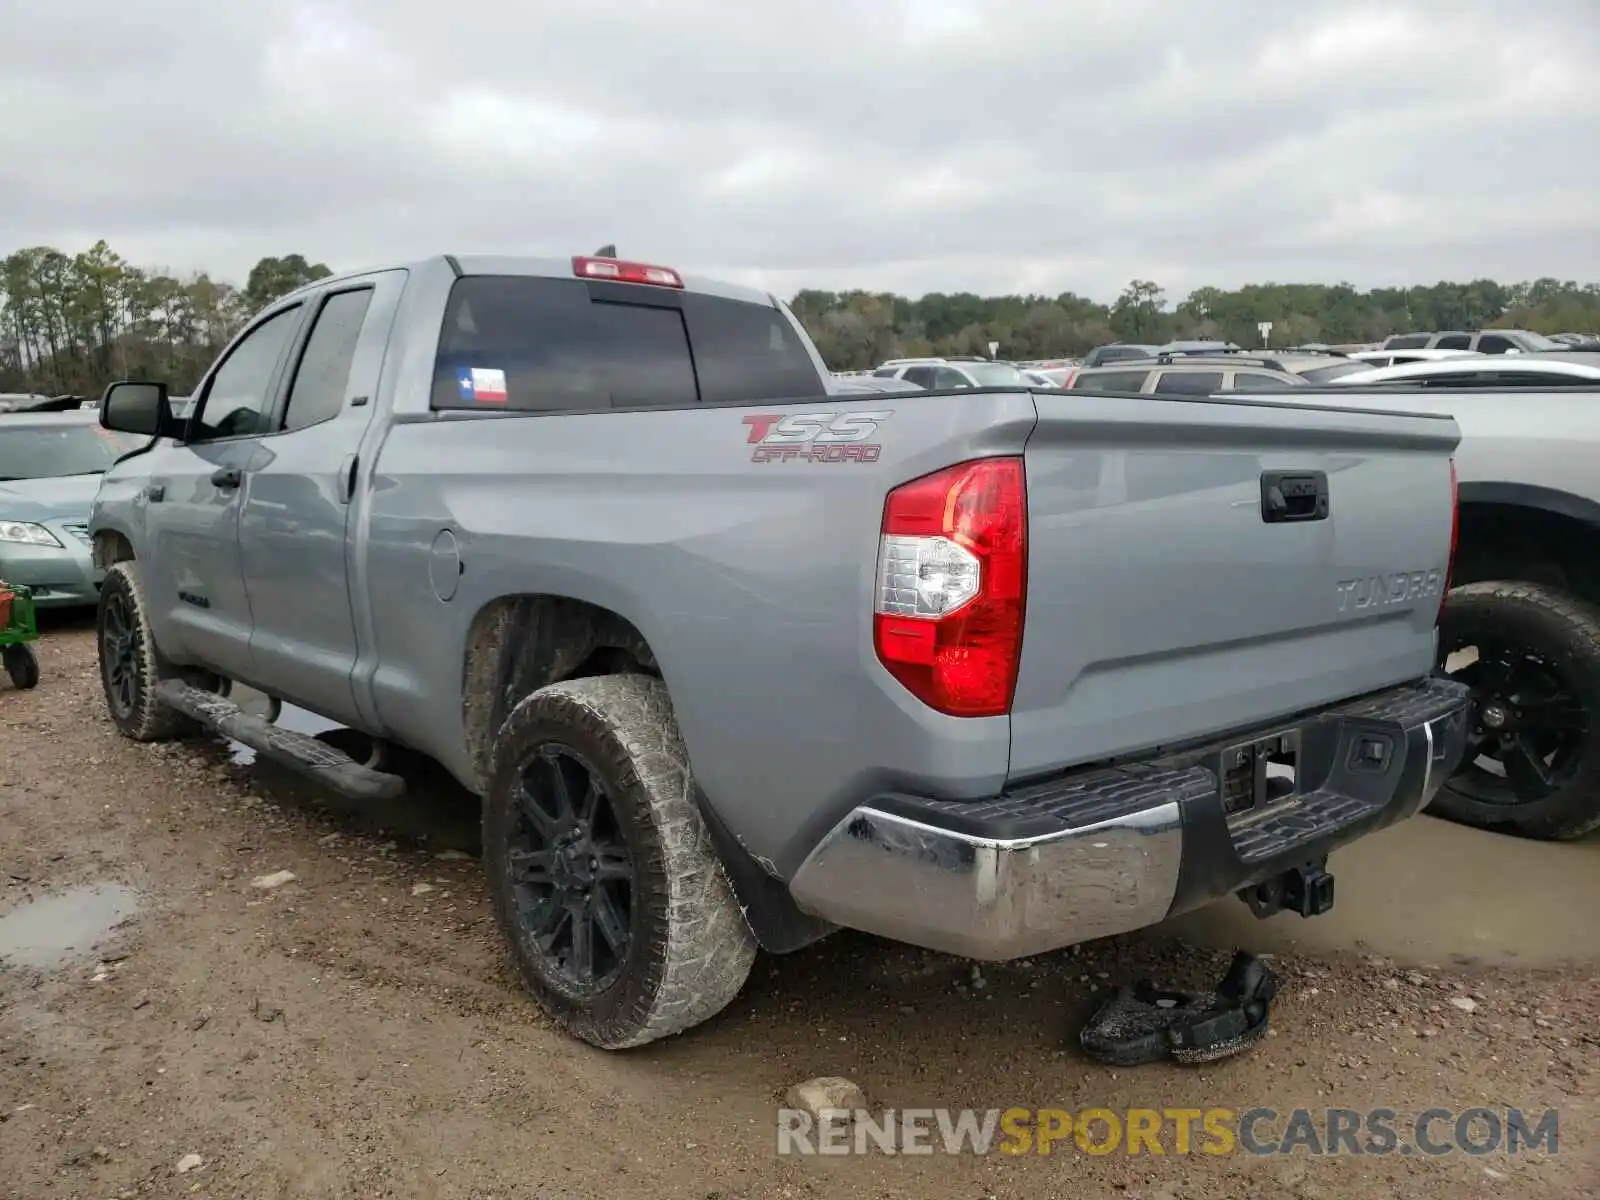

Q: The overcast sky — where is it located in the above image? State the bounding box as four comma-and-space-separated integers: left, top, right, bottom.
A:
3, 0, 1596, 302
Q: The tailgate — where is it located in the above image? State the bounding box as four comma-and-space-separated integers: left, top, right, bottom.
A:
1010, 391, 1460, 780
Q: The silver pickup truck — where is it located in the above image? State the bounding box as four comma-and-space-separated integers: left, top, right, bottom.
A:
88, 254, 1469, 1048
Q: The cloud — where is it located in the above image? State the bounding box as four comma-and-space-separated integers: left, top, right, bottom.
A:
0, 0, 1594, 302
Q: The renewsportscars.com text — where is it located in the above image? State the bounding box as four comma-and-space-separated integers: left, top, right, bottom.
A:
776, 1106, 1560, 1157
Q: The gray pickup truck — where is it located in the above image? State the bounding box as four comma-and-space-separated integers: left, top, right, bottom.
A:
89, 253, 1470, 1048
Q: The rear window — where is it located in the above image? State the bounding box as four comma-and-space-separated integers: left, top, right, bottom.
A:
430, 276, 821, 412
1386, 335, 1429, 349
1071, 370, 1150, 392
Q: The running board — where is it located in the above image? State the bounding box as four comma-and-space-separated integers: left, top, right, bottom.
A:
155, 680, 406, 802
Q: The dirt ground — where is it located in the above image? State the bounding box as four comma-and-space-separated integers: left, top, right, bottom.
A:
1, 619, 1595, 1200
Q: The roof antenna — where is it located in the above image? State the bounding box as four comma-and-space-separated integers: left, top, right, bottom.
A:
594, 244, 616, 258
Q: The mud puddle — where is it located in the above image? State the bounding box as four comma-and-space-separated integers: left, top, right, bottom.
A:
0, 882, 140, 971
1162, 814, 1600, 967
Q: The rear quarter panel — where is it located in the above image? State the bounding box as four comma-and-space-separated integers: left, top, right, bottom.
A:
364, 387, 1038, 877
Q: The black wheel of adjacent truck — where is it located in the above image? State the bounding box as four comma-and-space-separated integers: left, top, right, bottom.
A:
1432, 581, 1600, 841
483, 674, 756, 1049
96, 562, 195, 742
3, 643, 39, 690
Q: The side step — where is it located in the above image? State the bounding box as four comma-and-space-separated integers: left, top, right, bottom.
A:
155, 680, 406, 802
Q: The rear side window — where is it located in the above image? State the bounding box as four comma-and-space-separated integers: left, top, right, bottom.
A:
1151, 371, 1225, 395
1072, 370, 1150, 392
430, 276, 820, 412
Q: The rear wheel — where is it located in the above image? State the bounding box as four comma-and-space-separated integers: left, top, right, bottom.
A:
483, 674, 756, 1049
1432, 581, 1600, 841
97, 562, 196, 741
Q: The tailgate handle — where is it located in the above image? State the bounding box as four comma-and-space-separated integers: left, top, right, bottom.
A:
1260, 470, 1328, 523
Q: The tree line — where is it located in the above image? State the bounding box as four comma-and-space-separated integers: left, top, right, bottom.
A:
3, 240, 1597, 394
0, 242, 331, 397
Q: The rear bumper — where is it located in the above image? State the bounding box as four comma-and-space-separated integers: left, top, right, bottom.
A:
787, 677, 1471, 960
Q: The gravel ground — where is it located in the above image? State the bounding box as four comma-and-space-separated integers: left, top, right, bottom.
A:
1, 621, 1595, 1199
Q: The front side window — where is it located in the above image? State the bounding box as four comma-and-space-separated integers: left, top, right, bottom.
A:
191, 307, 301, 440
1476, 334, 1516, 355
281, 289, 374, 432
1433, 334, 1471, 350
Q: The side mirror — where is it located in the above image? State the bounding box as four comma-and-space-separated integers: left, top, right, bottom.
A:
100, 381, 176, 439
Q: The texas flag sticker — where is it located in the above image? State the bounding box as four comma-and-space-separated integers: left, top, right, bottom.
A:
456, 366, 508, 403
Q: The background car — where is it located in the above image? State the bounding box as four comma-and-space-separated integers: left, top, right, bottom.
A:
0, 412, 147, 607
876, 358, 1028, 388
1329, 352, 1600, 388
1380, 329, 1567, 355
1067, 350, 1373, 396
828, 375, 925, 394
1346, 348, 1484, 369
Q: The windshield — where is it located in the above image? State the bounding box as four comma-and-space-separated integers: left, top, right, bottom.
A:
1300, 361, 1375, 384
0, 424, 145, 481
962, 362, 1027, 386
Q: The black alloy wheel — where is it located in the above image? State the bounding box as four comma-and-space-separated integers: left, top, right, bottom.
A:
1442, 633, 1589, 805
1431, 581, 1600, 840
100, 588, 139, 720
507, 744, 634, 994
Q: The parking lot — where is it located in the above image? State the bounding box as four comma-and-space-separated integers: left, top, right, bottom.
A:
0, 618, 1595, 1199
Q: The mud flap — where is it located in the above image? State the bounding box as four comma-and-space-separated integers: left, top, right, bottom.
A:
1079, 951, 1279, 1067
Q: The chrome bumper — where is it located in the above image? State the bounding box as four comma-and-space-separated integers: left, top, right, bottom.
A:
788, 678, 1471, 961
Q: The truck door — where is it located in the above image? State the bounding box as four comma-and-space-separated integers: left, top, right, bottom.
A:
142, 303, 307, 681
238, 271, 404, 727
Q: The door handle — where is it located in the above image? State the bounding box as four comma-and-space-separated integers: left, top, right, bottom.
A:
144, 483, 166, 503
210, 467, 242, 490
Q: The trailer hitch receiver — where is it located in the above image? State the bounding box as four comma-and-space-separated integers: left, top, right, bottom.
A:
1240, 857, 1335, 919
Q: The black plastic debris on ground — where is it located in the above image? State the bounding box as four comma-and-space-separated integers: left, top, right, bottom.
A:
1079, 950, 1279, 1066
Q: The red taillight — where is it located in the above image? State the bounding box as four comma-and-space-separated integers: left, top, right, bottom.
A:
1060, 368, 1078, 388
1439, 457, 1459, 625
572, 255, 684, 289
873, 457, 1027, 717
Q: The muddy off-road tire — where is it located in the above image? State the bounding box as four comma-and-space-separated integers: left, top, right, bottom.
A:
1433, 581, 1600, 841
97, 562, 196, 742
483, 674, 756, 1049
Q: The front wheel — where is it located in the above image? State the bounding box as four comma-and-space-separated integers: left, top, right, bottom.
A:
1432, 581, 1600, 841
97, 562, 195, 741
483, 674, 756, 1049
